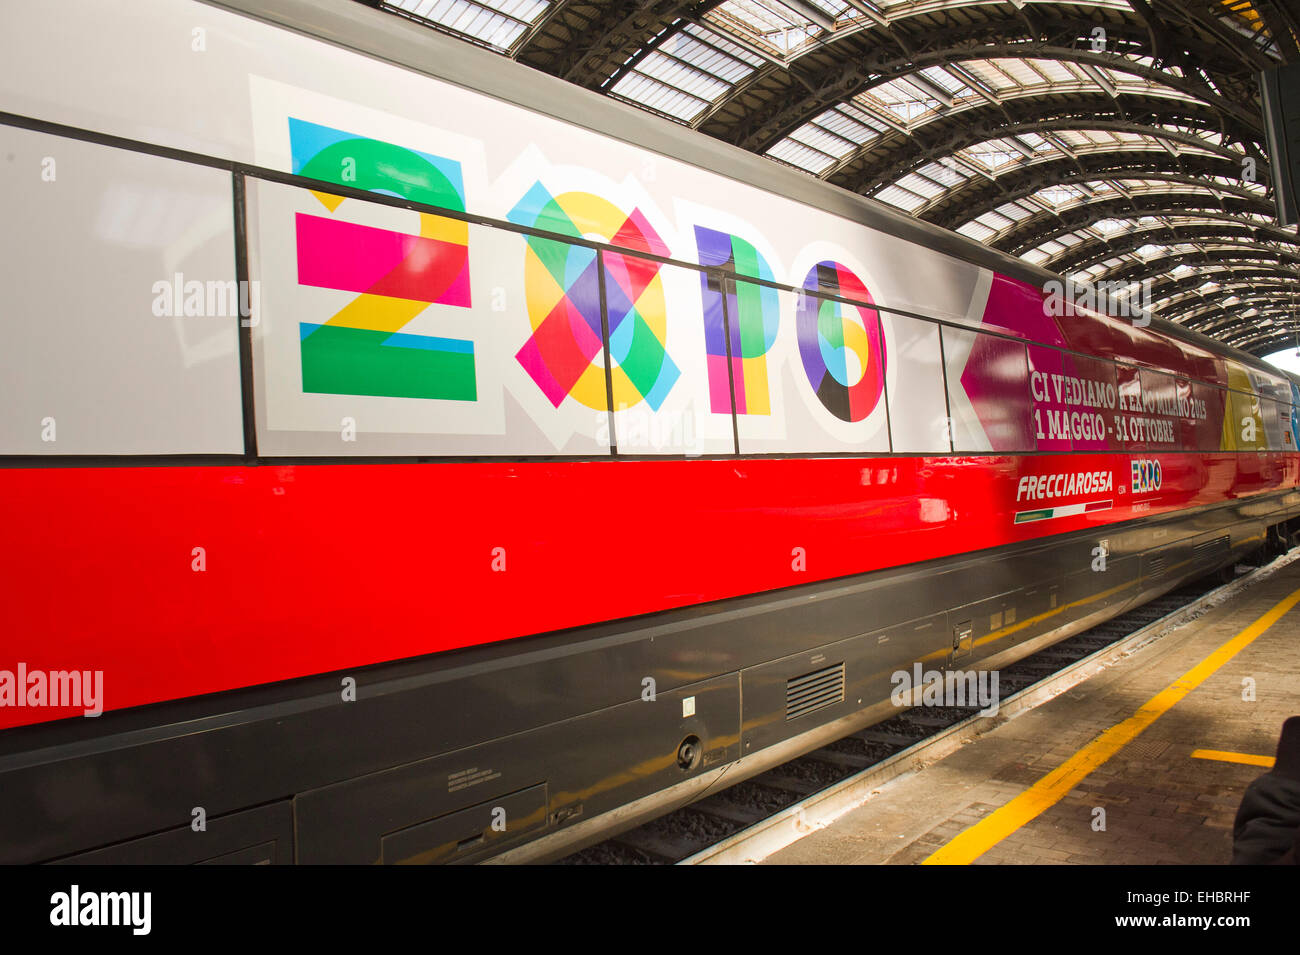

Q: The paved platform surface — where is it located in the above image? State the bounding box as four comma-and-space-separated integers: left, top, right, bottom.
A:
763, 559, 1300, 865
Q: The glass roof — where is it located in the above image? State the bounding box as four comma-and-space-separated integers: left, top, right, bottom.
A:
706, 0, 852, 56
375, 0, 1296, 346
765, 56, 1209, 175
607, 22, 766, 123
385, 0, 549, 52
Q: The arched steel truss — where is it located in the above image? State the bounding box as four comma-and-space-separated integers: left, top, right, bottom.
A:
375, 0, 1298, 355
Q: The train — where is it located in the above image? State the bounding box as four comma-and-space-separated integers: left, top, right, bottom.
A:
1, 0, 1298, 864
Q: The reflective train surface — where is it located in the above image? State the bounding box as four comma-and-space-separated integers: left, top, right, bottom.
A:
2, 0, 1298, 864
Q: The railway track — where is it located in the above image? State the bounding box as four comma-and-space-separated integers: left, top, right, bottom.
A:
559, 555, 1288, 865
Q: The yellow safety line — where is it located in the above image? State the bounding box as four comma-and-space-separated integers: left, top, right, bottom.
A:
1191, 748, 1275, 768
924, 584, 1300, 864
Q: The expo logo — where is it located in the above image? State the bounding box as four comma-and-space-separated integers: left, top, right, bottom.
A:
1131, 458, 1162, 494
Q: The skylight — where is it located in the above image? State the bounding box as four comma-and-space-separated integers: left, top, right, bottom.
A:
385, 0, 549, 53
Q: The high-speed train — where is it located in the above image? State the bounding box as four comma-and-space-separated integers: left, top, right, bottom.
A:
2, 0, 1298, 864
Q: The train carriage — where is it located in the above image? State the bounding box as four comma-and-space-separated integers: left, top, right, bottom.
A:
1, 0, 1298, 864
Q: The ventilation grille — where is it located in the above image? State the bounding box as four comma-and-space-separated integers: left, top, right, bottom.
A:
785, 663, 845, 721
1192, 536, 1230, 563
1146, 555, 1168, 579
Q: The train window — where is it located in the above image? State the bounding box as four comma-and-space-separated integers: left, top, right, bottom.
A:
1113, 364, 1148, 452
602, 253, 732, 455
1259, 397, 1288, 451
246, 177, 612, 456
0, 127, 244, 455
737, 285, 890, 455
738, 259, 889, 457
1191, 383, 1229, 452
1261, 379, 1296, 450
1060, 353, 1120, 451
1135, 369, 1184, 453
1285, 392, 1300, 449
1026, 346, 1070, 453
1027, 349, 1122, 453
1248, 369, 1291, 407
1226, 389, 1267, 451
1173, 377, 1200, 452
882, 313, 950, 453
728, 282, 794, 453
942, 327, 1034, 453
698, 274, 778, 425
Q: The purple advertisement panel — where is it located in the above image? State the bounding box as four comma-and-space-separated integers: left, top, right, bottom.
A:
947, 327, 1035, 452
1029, 347, 1117, 452
1115, 363, 1147, 452
1065, 353, 1121, 452
1168, 376, 1216, 452
1176, 377, 1198, 451
1027, 346, 1069, 453
1135, 368, 1183, 452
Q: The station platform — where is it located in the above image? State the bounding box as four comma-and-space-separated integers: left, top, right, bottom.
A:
762, 557, 1300, 865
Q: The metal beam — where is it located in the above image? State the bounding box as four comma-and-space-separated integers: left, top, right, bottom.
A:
1093, 249, 1300, 285
841, 0, 889, 28
827, 95, 1242, 196
777, 0, 837, 33
997, 201, 1289, 258
699, 23, 1258, 151
922, 151, 1262, 228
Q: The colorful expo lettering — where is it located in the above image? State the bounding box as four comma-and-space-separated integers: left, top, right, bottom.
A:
255, 111, 1296, 465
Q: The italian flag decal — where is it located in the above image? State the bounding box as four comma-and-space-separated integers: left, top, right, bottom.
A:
1015, 499, 1114, 524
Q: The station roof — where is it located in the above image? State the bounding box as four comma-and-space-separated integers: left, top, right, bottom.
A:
361, 0, 1299, 357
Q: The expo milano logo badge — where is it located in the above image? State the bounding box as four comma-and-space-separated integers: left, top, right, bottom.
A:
1132, 459, 1163, 494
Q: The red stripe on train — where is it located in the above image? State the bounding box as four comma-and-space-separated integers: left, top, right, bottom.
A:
0, 452, 1295, 730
